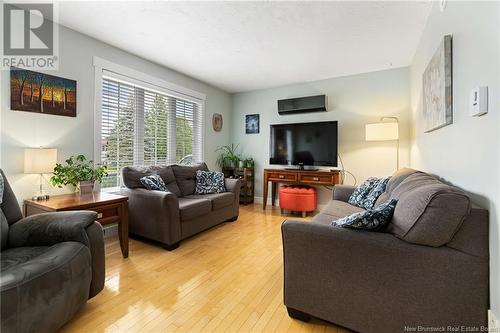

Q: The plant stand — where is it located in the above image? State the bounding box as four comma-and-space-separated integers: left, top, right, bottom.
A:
222, 167, 255, 205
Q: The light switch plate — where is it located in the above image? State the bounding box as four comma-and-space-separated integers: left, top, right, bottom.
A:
469, 86, 488, 117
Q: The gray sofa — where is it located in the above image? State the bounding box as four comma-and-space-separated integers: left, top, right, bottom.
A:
0, 169, 105, 333
121, 163, 241, 250
282, 168, 489, 333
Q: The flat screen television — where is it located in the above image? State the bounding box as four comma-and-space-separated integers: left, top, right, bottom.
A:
269, 121, 338, 167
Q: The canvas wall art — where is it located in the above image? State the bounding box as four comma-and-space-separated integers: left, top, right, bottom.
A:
422, 35, 452, 132
245, 114, 259, 134
10, 68, 77, 117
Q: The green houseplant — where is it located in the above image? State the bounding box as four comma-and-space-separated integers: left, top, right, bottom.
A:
216, 144, 241, 169
50, 155, 108, 194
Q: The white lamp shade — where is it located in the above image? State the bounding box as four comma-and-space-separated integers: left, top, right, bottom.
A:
365, 122, 399, 141
24, 148, 58, 174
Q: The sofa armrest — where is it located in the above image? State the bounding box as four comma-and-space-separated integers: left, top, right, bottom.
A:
225, 178, 241, 194
332, 184, 356, 202
120, 187, 181, 245
281, 220, 488, 330
8, 211, 105, 298
8, 211, 98, 247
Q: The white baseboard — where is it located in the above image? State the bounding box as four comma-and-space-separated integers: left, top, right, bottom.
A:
489, 310, 500, 331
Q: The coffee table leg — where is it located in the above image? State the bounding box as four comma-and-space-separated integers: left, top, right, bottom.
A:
118, 201, 129, 258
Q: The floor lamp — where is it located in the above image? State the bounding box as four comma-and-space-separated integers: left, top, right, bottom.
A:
24, 148, 58, 200
365, 117, 400, 171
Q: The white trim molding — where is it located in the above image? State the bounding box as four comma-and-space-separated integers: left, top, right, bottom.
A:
93, 56, 206, 101
92, 56, 206, 165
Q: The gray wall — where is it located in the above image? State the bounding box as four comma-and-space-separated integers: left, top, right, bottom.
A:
0, 25, 231, 201
231, 67, 411, 206
409, 1, 500, 319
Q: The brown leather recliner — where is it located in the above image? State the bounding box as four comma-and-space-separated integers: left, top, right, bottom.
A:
0, 169, 105, 333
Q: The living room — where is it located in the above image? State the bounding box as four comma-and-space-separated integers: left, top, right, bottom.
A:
0, 1, 499, 333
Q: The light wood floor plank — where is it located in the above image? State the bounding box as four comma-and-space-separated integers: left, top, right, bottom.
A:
60, 204, 350, 333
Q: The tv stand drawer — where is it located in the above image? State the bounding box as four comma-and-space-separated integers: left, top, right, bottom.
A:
299, 173, 336, 184
268, 172, 297, 182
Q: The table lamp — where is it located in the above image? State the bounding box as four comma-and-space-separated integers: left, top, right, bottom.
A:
24, 148, 58, 200
365, 116, 400, 170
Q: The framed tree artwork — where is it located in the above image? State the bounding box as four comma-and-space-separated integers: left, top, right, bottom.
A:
10, 67, 77, 117
422, 35, 452, 132
245, 114, 259, 134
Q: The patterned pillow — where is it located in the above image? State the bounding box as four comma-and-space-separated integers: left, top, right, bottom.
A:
348, 177, 379, 207
332, 199, 398, 231
195, 170, 226, 194
140, 174, 169, 192
359, 177, 390, 210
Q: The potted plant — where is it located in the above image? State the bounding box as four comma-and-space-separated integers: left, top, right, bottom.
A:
245, 158, 254, 168
50, 155, 108, 194
216, 144, 241, 169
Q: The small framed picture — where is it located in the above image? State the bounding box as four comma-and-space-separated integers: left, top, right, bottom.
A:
245, 114, 259, 134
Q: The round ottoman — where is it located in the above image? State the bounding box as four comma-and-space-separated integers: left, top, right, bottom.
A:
279, 185, 317, 217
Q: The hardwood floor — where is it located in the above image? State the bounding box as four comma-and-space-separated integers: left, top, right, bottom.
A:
61, 204, 351, 333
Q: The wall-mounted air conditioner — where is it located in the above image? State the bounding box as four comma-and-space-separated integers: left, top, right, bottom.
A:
277, 95, 327, 115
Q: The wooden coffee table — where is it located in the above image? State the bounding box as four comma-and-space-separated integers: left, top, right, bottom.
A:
24, 192, 129, 258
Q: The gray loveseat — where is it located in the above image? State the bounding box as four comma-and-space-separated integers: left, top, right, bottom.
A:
282, 168, 489, 332
121, 163, 241, 250
0, 169, 105, 333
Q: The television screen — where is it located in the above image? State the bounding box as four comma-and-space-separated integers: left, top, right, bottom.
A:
269, 121, 338, 167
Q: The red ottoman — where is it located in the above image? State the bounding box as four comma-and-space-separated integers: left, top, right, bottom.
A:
279, 185, 317, 217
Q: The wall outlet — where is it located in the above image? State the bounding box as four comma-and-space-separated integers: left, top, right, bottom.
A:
489, 310, 500, 331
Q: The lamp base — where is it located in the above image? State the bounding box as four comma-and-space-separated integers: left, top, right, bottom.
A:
32, 194, 50, 201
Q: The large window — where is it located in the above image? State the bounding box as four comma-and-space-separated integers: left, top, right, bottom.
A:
100, 73, 203, 188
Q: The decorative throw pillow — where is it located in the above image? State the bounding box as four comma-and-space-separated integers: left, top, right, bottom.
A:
359, 177, 390, 210
332, 199, 398, 231
348, 177, 379, 207
140, 174, 169, 191
195, 170, 226, 194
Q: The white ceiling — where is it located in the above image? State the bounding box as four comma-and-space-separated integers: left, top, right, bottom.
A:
58, 1, 432, 93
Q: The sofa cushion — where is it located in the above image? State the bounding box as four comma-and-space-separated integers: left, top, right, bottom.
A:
184, 192, 234, 210
374, 168, 420, 207
385, 172, 471, 247
320, 200, 365, 220
178, 197, 211, 221
0, 242, 91, 333
172, 163, 209, 196
122, 165, 181, 197
0, 246, 50, 271
194, 170, 226, 194
332, 199, 397, 231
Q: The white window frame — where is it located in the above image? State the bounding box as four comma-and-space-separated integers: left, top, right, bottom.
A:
93, 56, 206, 191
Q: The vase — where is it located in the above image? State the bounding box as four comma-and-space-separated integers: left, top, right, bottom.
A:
79, 180, 95, 194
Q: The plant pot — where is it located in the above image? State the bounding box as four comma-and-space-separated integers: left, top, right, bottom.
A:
225, 161, 236, 169
79, 180, 95, 194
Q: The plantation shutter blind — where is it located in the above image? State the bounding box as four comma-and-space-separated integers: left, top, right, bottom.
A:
100, 71, 204, 188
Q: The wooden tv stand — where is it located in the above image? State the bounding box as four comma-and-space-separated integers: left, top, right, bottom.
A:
262, 168, 341, 210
